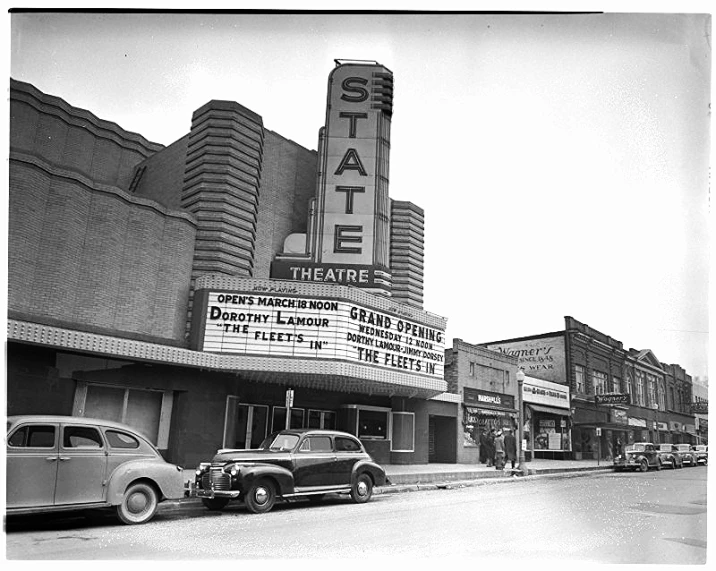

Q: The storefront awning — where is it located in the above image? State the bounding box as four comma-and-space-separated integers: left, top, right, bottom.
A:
527, 403, 570, 416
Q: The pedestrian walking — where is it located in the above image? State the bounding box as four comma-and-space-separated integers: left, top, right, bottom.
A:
494, 429, 505, 470
485, 428, 495, 467
504, 427, 517, 470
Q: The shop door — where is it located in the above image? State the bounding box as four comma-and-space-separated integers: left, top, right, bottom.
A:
83, 385, 162, 444
224, 400, 269, 449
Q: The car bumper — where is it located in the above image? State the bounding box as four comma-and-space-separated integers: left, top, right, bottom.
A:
196, 488, 242, 500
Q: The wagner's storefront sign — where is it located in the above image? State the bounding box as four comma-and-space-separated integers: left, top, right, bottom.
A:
193, 289, 445, 379
595, 393, 631, 406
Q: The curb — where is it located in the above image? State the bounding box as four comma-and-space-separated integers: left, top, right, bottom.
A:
162, 466, 612, 511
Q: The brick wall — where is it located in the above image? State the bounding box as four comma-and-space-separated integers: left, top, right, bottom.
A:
253, 129, 317, 277
9, 79, 197, 345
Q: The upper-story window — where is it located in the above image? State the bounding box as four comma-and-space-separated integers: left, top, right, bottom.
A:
469, 361, 475, 376
592, 371, 608, 395
647, 375, 657, 408
625, 371, 633, 401
611, 376, 621, 393
575, 365, 585, 394
657, 381, 666, 411
635, 371, 646, 406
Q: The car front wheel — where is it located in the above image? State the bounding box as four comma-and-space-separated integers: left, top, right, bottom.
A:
639, 459, 649, 472
116, 481, 159, 525
244, 478, 276, 514
202, 497, 230, 511
351, 473, 373, 504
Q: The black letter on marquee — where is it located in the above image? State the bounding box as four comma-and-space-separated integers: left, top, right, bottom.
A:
339, 112, 368, 138
335, 148, 367, 176
335, 186, 365, 214
334, 225, 363, 254
341, 77, 369, 102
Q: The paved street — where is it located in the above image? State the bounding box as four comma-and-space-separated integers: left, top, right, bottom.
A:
5, 467, 707, 563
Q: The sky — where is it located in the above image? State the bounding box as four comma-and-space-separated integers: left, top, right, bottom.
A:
7, 6, 712, 381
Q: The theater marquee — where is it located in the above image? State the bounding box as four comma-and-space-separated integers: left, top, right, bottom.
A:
193, 289, 445, 379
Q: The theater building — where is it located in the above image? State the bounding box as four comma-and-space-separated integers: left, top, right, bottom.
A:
7, 60, 458, 468
481, 316, 698, 460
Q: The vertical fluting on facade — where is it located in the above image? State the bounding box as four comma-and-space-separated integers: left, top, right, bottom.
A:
181, 100, 265, 330
390, 200, 425, 308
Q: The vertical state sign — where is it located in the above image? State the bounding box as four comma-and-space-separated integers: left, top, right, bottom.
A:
201, 291, 444, 379
318, 63, 393, 270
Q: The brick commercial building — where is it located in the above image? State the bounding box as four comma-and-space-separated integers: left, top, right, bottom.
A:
481, 316, 699, 460
7, 61, 459, 468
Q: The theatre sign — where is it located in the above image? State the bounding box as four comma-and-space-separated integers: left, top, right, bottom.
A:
191, 279, 445, 380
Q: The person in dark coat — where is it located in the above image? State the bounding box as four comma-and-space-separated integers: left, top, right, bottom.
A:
504, 428, 518, 470
485, 429, 496, 467
494, 430, 505, 470
478, 429, 488, 463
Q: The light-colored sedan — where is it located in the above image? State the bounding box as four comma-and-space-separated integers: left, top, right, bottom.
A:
691, 445, 708, 465
6, 415, 186, 524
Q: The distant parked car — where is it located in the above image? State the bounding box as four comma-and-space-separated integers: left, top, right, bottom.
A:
192, 429, 388, 514
656, 444, 683, 469
691, 445, 708, 465
6, 415, 186, 524
673, 443, 698, 467
613, 442, 662, 472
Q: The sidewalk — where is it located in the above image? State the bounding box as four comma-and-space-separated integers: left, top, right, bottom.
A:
380, 459, 611, 492
174, 458, 612, 506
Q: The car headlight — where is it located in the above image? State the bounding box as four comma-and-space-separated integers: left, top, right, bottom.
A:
229, 465, 240, 477
195, 462, 211, 476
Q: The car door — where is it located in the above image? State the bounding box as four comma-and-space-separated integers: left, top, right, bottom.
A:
6, 422, 59, 508
292, 435, 336, 489
333, 435, 364, 486
54, 423, 109, 505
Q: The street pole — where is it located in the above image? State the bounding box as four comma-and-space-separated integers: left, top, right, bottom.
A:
516, 368, 528, 476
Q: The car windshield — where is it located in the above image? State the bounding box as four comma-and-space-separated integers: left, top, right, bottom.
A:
259, 433, 300, 451
675, 445, 690, 451
626, 444, 646, 452
693, 445, 707, 452
657, 445, 672, 451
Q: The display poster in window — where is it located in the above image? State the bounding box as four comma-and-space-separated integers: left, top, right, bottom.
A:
548, 432, 561, 450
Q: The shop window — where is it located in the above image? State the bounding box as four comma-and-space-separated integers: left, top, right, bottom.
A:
308, 409, 336, 429
272, 407, 305, 431
358, 407, 390, 440
75, 382, 171, 448
391, 412, 415, 452
575, 365, 585, 393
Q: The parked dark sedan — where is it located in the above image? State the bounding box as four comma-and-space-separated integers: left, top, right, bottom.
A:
613, 442, 662, 472
656, 444, 683, 469
192, 429, 388, 514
